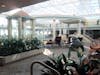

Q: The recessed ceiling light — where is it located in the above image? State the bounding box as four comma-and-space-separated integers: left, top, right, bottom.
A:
1, 4, 6, 7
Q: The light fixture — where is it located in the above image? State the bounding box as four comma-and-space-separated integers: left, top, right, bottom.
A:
1, 4, 6, 7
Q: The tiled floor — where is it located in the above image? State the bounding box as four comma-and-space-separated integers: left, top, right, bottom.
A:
0, 46, 89, 75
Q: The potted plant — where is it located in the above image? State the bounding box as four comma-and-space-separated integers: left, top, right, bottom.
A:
0, 37, 43, 66
41, 54, 100, 75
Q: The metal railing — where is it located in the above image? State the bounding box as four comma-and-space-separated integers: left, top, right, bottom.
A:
30, 61, 61, 75
83, 33, 94, 42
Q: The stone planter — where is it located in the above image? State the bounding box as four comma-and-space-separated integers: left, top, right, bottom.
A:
0, 49, 43, 66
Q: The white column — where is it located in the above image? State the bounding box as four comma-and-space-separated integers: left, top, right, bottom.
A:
83, 23, 86, 35
7, 17, 12, 39
31, 19, 35, 38
43, 27, 45, 41
22, 20, 26, 39
18, 17, 23, 39
22, 19, 24, 39
67, 24, 70, 34
77, 20, 82, 35
52, 19, 56, 40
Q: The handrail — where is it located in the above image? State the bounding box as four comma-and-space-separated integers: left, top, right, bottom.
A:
83, 33, 94, 42
30, 61, 61, 75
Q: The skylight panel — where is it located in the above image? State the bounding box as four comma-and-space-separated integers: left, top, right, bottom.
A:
2, 0, 99, 16
50, 0, 78, 3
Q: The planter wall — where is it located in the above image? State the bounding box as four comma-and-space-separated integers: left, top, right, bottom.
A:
0, 49, 43, 66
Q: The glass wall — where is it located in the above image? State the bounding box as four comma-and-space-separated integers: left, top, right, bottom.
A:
12, 19, 18, 38
0, 16, 8, 38
23, 20, 32, 39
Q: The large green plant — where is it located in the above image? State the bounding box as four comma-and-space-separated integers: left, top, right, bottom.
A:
42, 54, 77, 75
42, 54, 100, 75
0, 38, 42, 56
31, 37, 43, 49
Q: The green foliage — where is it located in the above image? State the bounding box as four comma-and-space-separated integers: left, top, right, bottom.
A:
0, 38, 42, 56
43, 54, 100, 75
31, 37, 43, 49
43, 54, 78, 75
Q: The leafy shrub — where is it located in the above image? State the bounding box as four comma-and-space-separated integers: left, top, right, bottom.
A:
42, 54, 100, 75
31, 37, 43, 49
42, 54, 78, 75
0, 38, 43, 56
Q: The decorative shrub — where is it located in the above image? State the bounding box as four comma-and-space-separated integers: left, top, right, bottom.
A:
42, 54, 100, 75
0, 38, 43, 56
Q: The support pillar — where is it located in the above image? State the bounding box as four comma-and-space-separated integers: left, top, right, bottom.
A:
77, 20, 81, 35
30, 19, 35, 39
22, 20, 26, 39
83, 23, 86, 35
22, 19, 24, 39
67, 24, 70, 34
52, 19, 56, 40
43, 27, 45, 41
18, 17, 23, 39
7, 17, 12, 39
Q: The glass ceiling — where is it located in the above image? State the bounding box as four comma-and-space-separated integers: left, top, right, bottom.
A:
1, 0, 100, 17
21, 0, 100, 16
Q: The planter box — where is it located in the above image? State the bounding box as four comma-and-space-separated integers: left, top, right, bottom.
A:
0, 49, 43, 66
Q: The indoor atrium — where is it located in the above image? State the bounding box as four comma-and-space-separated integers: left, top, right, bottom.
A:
0, 0, 100, 75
